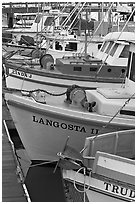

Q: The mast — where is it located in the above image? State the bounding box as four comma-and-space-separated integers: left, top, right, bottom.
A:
78, 13, 81, 36
36, 3, 40, 50
108, 2, 112, 33
101, 2, 103, 36
84, 8, 88, 57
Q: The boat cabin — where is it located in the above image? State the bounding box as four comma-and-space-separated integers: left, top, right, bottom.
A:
30, 10, 69, 33
14, 13, 36, 28
55, 32, 134, 78
86, 40, 135, 118
96, 32, 135, 66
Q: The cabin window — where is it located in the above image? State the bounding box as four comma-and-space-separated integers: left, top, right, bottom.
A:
120, 110, 135, 116
100, 41, 108, 52
55, 41, 63, 50
105, 41, 113, 54
130, 52, 135, 82
126, 52, 135, 82
59, 16, 67, 25
90, 67, 97, 71
65, 42, 77, 51
98, 43, 102, 50
73, 67, 82, 71
119, 45, 129, 58
110, 43, 118, 56
16, 16, 20, 21
29, 16, 35, 20
44, 17, 54, 26
35, 14, 42, 23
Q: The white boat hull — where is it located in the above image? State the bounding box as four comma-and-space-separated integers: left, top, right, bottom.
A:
5, 93, 134, 161
5, 66, 122, 93
63, 169, 135, 202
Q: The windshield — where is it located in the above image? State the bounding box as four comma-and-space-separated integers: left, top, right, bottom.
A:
126, 51, 135, 82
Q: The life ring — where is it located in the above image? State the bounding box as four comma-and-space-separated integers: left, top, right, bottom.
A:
39, 54, 54, 70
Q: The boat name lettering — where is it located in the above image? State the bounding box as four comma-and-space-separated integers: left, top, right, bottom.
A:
104, 182, 135, 199
32, 115, 98, 134
12, 70, 32, 78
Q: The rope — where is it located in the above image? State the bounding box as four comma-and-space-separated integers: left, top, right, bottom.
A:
30, 160, 57, 168
40, 2, 84, 52
3, 87, 67, 97
74, 167, 91, 193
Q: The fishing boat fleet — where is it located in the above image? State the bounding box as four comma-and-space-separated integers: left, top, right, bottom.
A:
2, 2, 135, 202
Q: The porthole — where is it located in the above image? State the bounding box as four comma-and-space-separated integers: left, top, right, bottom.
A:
108, 68, 111, 72
121, 69, 125, 73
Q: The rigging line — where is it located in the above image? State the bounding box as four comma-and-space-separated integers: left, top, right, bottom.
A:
96, 8, 135, 77
40, 2, 45, 51
52, 3, 86, 52
83, 167, 86, 202
53, 136, 70, 173
2, 46, 8, 52
52, 2, 70, 26
80, 92, 135, 154
61, 3, 79, 27
61, 2, 81, 28
30, 160, 57, 168
79, 2, 114, 55
39, 3, 71, 49
40, 3, 82, 51
67, 2, 86, 32
56, 3, 85, 37
39, 2, 79, 44
39, 2, 70, 44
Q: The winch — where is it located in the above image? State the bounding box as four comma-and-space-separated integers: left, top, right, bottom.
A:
65, 85, 96, 112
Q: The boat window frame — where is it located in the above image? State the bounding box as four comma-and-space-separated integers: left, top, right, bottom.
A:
110, 43, 119, 56
119, 45, 129, 58
105, 41, 113, 54
73, 66, 82, 71
100, 41, 108, 52
65, 42, 78, 52
34, 14, 42, 24
55, 41, 63, 51
126, 51, 135, 82
44, 16, 55, 27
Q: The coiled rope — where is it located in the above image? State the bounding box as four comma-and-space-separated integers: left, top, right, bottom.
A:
74, 167, 91, 193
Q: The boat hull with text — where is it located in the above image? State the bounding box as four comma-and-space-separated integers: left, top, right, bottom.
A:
62, 129, 135, 202
5, 90, 134, 162
4, 31, 134, 92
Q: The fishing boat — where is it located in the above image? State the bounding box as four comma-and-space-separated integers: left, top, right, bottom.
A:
2, 3, 103, 60
14, 13, 37, 28
4, 31, 134, 92
5, 39, 135, 162
61, 129, 135, 202
3, 9, 70, 42
3, 31, 102, 61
